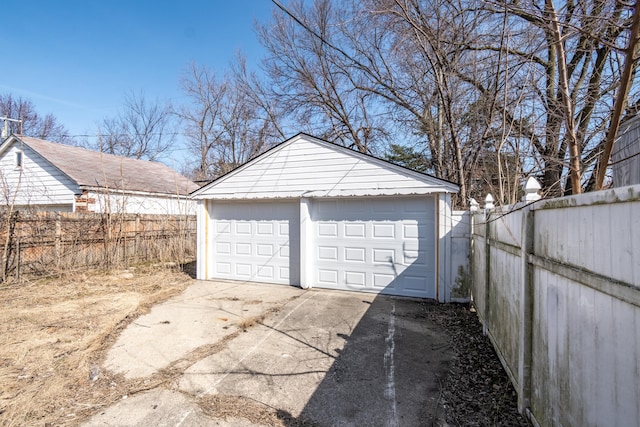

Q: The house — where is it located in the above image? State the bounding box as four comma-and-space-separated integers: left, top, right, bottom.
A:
0, 134, 198, 214
191, 133, 460, 301
613, 114, 640, 187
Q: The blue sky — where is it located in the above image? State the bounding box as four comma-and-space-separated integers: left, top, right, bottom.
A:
2, 1, 275, 164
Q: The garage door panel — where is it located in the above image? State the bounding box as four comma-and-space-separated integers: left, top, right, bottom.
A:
373, 249, 396, 265
318, 246, 338, 260
216, 262, 231, 275
216, 242, 231, 254
318, 222, 338, 237
345, 223, 365, 237
235, 263, 251, 277
236, 243, 251, 255
235, 222, 251, 235
216, 222, 230, 234
404, 250, 427, 265
345, 271, 366, 287
257, 223, 273, 235
311, 197, 436, 298
279, 245, 290, 258
318, 269, 338, 284
403, 223, 420, 238
404, 275, 428, 291
372, 223, 395, 238
344, 247, 365, 262
256, 244, 273, 257
257, 265, 274, 280
373, 273, 395, 288
210, 201, 299, 286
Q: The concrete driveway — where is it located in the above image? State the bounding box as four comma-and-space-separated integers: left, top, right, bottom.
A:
84, 280, 452, 426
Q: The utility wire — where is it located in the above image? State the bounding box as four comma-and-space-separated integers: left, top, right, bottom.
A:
270, 0, 367, 70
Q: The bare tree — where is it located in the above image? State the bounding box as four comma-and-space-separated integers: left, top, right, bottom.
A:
0, 93, 72, 143
177, 61, 283, 180
259, 0, 390, 154
595, 1, 640, 190
470, 0, 637, 195
91, 92, 175, 161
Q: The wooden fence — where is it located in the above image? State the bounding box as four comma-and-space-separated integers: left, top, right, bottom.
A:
0, 211, 196, 281
471, 185, 640, 427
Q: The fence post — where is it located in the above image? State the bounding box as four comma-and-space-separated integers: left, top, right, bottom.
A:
518, 205, 535, 413
135, 215, 140, 263
483, 209, 491, 335
55, 213, 61, 269
16, 234, 20, 281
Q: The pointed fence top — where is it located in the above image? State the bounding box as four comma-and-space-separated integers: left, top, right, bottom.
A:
484, 193, 495, 209
469, 198, 480, 212
522, 177, 542, 202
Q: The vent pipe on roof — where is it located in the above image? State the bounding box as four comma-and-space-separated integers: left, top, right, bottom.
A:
1, 117, 22, 141
1, 119, 8, 140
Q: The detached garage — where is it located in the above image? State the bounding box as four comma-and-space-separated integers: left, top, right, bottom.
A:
192, 134, 459, 301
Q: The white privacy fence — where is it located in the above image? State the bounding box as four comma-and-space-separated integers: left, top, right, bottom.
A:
448, 210, 471, 301
471, 185, 640, 427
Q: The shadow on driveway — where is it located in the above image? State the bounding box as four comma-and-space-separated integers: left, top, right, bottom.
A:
275, 293, 452, 426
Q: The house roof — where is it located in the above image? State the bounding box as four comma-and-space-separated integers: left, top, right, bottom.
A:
192, 133, 459, 199
3, 135, 198, 196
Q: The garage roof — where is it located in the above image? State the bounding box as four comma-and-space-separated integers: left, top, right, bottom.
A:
192, 133, 459, 199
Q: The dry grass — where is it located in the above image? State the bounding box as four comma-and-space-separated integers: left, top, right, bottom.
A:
0, 265, 193, 427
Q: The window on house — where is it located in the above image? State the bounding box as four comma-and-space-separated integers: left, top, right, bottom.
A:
16, 151, 23, 168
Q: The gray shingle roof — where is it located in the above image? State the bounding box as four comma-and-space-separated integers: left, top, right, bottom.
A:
18, 136, 198, 195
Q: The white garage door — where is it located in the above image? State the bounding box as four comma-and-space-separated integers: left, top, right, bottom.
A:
210, 201, 299, 285
311, 197, 436, 298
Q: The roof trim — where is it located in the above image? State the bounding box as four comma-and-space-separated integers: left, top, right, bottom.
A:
191, 133, 459, 197
80, 185, 194, 199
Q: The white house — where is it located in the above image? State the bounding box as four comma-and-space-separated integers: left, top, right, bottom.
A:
613, 115, 640, 187
0, 134, 198, 214
192, 133, 460, 301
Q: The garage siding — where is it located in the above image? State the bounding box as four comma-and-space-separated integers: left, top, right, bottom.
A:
195, 135, 459, 199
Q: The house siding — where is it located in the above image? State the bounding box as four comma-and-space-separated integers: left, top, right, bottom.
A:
87, 191, 195, 215
0, 141, 77, 207
194, 135, 457, 199
613, 115, 640, 187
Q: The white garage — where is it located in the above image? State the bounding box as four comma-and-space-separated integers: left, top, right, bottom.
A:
192, 134, 459, 301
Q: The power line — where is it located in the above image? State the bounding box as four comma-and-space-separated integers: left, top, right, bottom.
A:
270, 0, 368, 70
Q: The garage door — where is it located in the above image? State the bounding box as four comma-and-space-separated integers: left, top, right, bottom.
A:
310, 197, 436, 298
210, 201, 299, 285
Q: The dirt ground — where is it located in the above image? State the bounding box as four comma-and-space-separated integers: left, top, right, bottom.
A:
0, 266, 529, 426
0, 265, 194, 427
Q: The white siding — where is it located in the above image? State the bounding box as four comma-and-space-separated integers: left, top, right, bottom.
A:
0, 140, 77, 207
193, 135, 458, 199
449, 211, 471, 302
613, 115, 640, 187
88, 191, 196, 215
